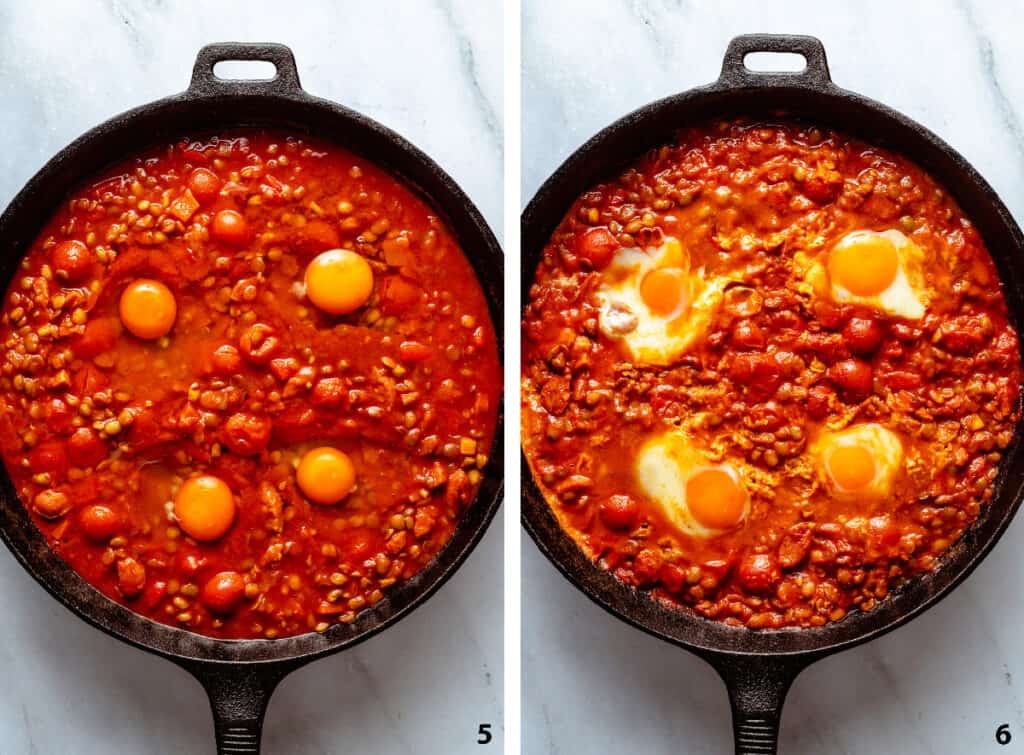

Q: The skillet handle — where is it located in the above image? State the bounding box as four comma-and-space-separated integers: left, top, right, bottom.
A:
718, 34, 832, 89
184, 661, 296, 755
709, 655, 810, 755
188, 42, 305, 98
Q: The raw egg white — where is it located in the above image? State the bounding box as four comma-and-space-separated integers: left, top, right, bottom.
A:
634, 430, 749, 538
810, 423, 904, 502
805, 229, 928, 320
595, 237, 730, 366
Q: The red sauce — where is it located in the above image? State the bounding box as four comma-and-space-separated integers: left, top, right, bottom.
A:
0, 131, 500, 639
522, 120, 1022, 629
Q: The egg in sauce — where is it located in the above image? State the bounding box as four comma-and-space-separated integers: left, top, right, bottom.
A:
810, 423, 905, 503
595, 237, 731, 366
634, 430, 749, 538
803, 229, 929, 319
119, 279, 177, 340
303, 248, 375, 315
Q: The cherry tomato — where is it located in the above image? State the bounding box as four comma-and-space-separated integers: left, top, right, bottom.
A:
211, 210, 249, 246
30, 441, 68, 481
202, 571, 246, 614
843, 317, 883, 355
52, 240, 92, 281
204, 343, 243, 376
576, 227, 618, 269
187, 168, 222, 204
311, 378, 345, 408
731, 319, 765, 350
737, 552, 780, 593
599, 494, 639, 530
828, 358, 874, 399
78, 504, 121, 542
221, 412, 272, 456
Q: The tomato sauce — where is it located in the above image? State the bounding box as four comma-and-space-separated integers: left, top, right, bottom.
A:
0, 131, 500, 639
522, 120, 1022, 629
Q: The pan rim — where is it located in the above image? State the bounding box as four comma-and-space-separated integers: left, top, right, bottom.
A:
520, 77, 1024, 659
0, 85, 506, 666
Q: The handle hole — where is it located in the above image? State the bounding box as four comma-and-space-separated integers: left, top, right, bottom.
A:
742, 51, 806, 73
212, 60, 278, 82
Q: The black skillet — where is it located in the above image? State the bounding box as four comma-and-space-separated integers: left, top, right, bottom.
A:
521, 34, 1024, 754
0, 43, 504, 754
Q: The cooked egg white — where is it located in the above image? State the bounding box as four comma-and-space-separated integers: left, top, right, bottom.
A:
635, 430, 749, 538
810, 423, 904, 502
595, 237, 730, 367
802, 229, 928, 320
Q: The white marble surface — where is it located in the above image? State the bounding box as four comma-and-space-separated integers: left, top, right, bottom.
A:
0, 1, 503, 754
523, 1, 1024, 753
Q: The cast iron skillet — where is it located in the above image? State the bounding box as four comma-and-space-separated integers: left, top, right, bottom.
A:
0, 43, 504, 755
522, 34, 1024, 754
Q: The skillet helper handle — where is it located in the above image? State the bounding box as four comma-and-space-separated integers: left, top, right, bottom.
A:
718, 34, 832, 89
187, 662, 293, 755
188, 42, 305, 98
711, 655, 808, 755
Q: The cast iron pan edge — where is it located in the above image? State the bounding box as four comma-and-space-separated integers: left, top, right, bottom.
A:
521, 34, 1024, 754
0, 43, 505, 755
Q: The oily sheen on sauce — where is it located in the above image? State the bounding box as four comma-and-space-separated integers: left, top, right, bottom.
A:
0, 131, 501, 639
522, 120, 1022, 630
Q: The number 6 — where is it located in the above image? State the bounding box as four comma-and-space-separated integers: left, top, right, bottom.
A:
997, 724, 1012, 745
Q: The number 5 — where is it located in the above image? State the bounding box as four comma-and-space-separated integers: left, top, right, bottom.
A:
477, 723, 493, 744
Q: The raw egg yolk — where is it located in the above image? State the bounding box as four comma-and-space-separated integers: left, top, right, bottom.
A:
119, 279, 177, 340
685, 467, 746, 529
174, 475, 236, 541
826, 443, 877, 490
640, 268, 688, 316
297, 447, 356, 504
829, 235, 899, 296
304, 249, 374, 315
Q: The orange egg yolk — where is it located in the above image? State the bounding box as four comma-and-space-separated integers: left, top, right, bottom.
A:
640, 268, 688, 316
685, 467, 747, 530
826, 443, 877, 490
119, 279, 177, 339
829, 235, 899, 296
173, 475, 236, 541
304, 249, 374, 315
297, 447, 356, 504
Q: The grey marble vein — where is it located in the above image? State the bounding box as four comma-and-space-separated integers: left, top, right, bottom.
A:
957, 0, 1024, 167
437, 0, 503, 155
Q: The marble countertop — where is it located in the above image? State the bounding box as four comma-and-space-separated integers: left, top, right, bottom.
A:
523, 1, 1024, 753
0, 1, 502, 754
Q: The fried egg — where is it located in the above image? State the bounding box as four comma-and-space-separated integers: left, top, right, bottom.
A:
810, 423, 904, 502
806, 229, 927, 320
595, 237, 729, 366
635, 430, 749, 538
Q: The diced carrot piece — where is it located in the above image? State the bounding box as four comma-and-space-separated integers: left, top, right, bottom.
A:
168, 189, 201, 223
